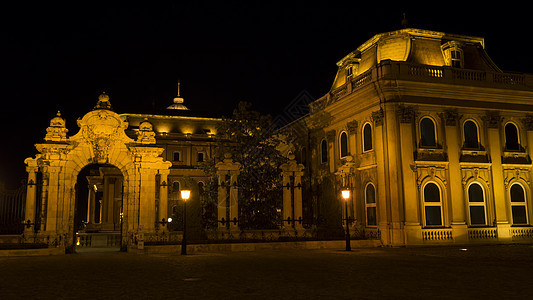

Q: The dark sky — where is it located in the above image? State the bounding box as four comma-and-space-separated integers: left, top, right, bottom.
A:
0, 2, 529, 188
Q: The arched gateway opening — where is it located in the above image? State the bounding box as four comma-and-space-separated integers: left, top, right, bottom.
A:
24, 94, 171, 253
73, 164, 124, 253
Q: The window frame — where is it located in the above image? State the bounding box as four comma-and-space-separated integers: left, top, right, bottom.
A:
422, 181, 444, 227
365, 182, 377, 227
419, 116, 438, 148
362, 122, 373, 153
320, 139, 328, 164
463, 119, 480, 150
467, 182, 487, 226
172, 151, 181, 162
509, 182, 529, 226
197, 151, 205, 163
339, 131, 348, 159
504, 122, 521, 151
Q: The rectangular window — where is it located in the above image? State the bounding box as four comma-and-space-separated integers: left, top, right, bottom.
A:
469, 206, 486, 225
425, 206, 442, 226
366, 207, 377, 226
197, 152, 205, 162
512, 206, 528, 225
173, 151, 181, 162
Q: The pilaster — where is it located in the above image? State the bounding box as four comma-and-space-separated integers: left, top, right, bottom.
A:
485, 112, 511, 240
441, 109, 468, 243
397, 105, 422, 243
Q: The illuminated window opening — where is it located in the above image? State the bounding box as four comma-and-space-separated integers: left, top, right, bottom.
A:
173, 151, 181, 162
339, 131, 348, 158
363, 122, 373, 152
463, 120, 480, 149
423, 182, 443, 226
468, 182, 487, 226
510, 183, 529, 225
197, 152, 205, 162
365, 183, 377, 227
321, 139, 328, 164
505, 122, 520, 151
420, 117, 437, 148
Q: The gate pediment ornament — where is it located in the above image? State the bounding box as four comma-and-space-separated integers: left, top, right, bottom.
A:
70, 96, 134, 163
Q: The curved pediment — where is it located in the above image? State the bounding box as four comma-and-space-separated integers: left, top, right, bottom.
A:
70, 109, 133, 144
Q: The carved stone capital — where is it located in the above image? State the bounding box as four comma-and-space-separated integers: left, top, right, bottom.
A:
521, 114, 533, 131
482, 111, 503, 129
397, 105, 416, 124
347, 120, 358, 134
326, 130, 336, 142
439, 109, 461, 126
371, 109, 384, 126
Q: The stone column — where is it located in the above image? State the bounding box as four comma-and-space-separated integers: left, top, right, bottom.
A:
326, 130, 336, 173
335, 156, 356, 226
216, 153, 241, 231
372, 108, 390, 245
442, 110, 468, 242
397, 105, 421, 243
139, 168, 156, 233
485, 112, 511, 240
281, 154, 305, 231
24, 158, 38, 234
45, 166, 60, 235
383, 104, 404, 246
158, 170, 170, 231
87, 186, 96, 224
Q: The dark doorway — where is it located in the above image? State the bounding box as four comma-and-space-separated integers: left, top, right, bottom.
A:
72, 164, 123, 253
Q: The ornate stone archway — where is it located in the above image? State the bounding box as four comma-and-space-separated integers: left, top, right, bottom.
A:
24, 94, 171, 250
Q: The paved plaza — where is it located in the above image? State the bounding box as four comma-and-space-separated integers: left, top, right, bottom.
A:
1, 244, 532, 299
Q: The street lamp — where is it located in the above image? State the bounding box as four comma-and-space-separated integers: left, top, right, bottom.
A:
180, 189, 191, 255
341, 189, 351, 251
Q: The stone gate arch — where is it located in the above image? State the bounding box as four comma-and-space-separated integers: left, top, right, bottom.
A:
24, 94, 171, 251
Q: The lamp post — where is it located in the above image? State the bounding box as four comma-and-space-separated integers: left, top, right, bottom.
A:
180, 189, 191, 255
341, 189, 351, 251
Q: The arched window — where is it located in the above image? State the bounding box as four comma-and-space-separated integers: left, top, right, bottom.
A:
420, 117, 437, 148
363, 123, 373, 152
321, 139, 328, 164
505, 123, 520, 151
468, 183, 486, 225
172, 181, 180, 193
365, 183, 377, 226
510, 183, 528, 225
423, 182, 442, 226
339, 131, 348, 158
463, 120, 479, 149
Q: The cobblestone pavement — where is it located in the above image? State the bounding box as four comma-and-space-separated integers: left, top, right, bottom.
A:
1, 244, 532, 299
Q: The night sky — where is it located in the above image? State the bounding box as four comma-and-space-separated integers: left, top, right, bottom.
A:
1, 3, 530, 188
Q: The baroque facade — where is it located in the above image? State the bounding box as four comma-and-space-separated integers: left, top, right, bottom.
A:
23, 92, 223, 250
19, 27, 533, 250
288, 28, 533, 245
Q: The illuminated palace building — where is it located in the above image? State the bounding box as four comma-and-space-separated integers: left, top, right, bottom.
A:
22, 88, 221, 250
20, 28, 533, 249
287, 28, 533, 245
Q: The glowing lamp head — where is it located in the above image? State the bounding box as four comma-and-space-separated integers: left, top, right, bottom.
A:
181, 190, 191, 200
167, 217, 173, 223
341, 189, 350, 200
